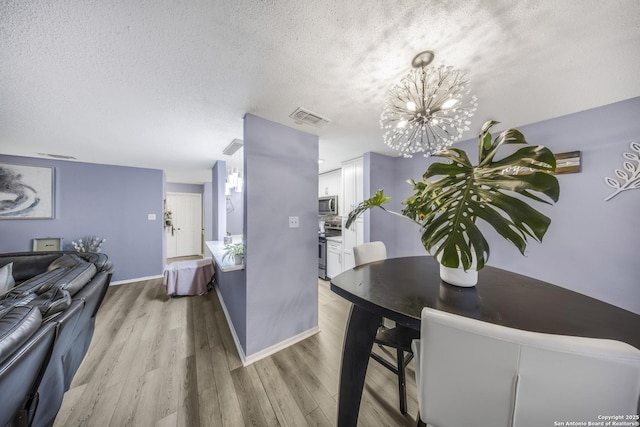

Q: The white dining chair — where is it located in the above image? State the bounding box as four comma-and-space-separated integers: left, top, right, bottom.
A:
353, 241, 387, 266
353, 241, 418, 414
412, 306, 640, 427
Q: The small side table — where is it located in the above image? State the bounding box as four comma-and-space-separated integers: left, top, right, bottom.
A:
163, 258, 215, 296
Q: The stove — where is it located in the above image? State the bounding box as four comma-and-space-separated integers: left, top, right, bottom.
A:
318, 236, 327, 279
319, 228, 341, 279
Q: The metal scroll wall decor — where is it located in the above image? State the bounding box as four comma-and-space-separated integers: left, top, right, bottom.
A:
604, 142, 640, 201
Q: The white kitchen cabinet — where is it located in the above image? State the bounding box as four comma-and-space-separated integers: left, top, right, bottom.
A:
340, 158, 363, 216
341, 218, 363, 271
326, 240, 342, 279
341, 157, 364, 271
318, 169, 341, 197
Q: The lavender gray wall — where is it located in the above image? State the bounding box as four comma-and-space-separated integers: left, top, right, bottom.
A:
244, 114, 319, 356
203, 182, 213, 241
0, 154, 165, 282
214, 264, 247, 351
364, 152, 399, 245
364, 97, 640, 314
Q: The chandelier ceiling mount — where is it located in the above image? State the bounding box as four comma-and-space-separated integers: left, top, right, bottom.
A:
411, 50, 435, 68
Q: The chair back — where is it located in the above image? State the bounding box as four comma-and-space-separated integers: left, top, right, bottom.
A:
353, 241, 387, 267
413, 307, 640, 427
0, 307, 57, 427
32, 300, 85, 427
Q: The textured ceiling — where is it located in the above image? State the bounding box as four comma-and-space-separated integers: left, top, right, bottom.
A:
1, 0, 639, 183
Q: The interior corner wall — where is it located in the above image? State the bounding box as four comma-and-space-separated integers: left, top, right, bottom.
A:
0, 155, 165, 282
211, 161, 226, 241
369, 97, 640, 314
162, 173, 167, 264
243, 113, 319, 357
363, 152, 400, 247
203, 182, 213, 241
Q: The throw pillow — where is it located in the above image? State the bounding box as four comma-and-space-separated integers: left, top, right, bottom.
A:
0, 263, 16, 296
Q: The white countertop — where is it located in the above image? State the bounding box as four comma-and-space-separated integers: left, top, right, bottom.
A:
326, 235, 342, 243
205, 235, 244, 272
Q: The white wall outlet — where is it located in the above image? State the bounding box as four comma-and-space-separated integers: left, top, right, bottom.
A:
289, 216, 299, 228
148, 214, 156, 220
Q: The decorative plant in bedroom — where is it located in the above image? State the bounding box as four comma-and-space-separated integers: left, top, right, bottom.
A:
222, 243, 244, 265
347, 121, 560, 284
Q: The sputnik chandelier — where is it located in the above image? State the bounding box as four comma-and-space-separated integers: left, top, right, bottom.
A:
380, 50, 478, 157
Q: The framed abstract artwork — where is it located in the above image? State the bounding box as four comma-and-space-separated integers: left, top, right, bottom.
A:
0, 162, 55, 219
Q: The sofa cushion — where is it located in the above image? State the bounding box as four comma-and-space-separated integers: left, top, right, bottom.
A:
0, 253, 62, 283
0, 263, 15, 297
28, 288, 72, 320
47, 254, 83, 271
77, 253, 114, 274
0, 306, 42, 366
47, 263, 97, 296
7, 269, 68, 297
0, 293, 37, 314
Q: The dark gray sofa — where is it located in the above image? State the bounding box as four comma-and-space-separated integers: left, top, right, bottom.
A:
0, 251, 113, 427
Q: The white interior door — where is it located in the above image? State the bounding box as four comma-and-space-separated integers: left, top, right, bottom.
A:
166, 192, 203, 258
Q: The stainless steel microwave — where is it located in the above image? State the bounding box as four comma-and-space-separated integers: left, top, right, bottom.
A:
319, 196, 338, 215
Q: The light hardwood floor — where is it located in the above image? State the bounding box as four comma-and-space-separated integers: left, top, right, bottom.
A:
54, 278, 418, 426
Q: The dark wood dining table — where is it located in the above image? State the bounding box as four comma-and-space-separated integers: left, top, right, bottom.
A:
330, 255, 640, 427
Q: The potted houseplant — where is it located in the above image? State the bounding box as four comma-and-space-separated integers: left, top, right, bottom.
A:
222, 242, 244, 265
346, 120, 560, 286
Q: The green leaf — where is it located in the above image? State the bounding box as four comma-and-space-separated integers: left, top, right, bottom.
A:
479, 127, 530, 167
495, 128, 527, 146
479, 120, 499, 163
475, 172, 560, 204
404, 120, 560, 270
345, 189, 390, 229
488, 145, 556, 172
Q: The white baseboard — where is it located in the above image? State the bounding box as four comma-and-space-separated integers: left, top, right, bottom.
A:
110, 274, 163, 286
214, 283, 320, 367
243, 326, 320, 366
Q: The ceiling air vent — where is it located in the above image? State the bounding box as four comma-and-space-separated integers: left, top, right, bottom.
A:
289, 107, 331, 128
222, 139, 243, 155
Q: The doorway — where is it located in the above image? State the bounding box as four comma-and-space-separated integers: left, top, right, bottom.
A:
165, 192, 203, 259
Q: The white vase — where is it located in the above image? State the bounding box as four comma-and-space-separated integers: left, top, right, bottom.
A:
439, 264, 478, 287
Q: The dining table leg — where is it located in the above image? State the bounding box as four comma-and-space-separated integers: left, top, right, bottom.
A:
336, 303, 382, 427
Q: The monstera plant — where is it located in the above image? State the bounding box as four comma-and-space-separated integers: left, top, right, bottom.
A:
347, 120, 560, 285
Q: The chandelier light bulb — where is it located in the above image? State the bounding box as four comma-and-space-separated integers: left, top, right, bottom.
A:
441, 98, 459, 109
380, 51, 478, 157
